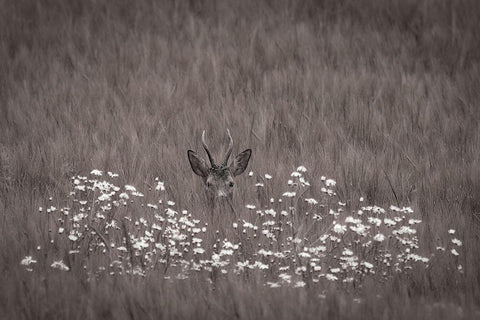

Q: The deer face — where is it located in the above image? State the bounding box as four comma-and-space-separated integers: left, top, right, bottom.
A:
188, 130, 251, 206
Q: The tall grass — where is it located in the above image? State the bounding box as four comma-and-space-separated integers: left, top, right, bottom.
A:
1, 0, 480, 318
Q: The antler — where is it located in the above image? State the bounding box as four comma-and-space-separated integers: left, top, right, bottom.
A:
222, 129, 234, 166
202, 130, 216, 166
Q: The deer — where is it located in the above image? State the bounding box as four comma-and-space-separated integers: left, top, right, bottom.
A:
187, 130, 251, 214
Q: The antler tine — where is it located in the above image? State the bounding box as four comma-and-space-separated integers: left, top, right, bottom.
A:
202, 130, 216, 167
222, 129, 234, 166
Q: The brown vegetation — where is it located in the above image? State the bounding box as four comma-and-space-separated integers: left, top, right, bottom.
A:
1, 0, 480, 319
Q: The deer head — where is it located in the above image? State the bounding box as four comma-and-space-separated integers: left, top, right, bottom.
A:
187, 130, 251, 207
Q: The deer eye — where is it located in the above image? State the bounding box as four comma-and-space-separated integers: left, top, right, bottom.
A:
229, 182, 234, 187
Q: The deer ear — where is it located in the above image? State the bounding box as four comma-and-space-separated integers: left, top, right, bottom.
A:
230, 149, 252, 177
188, 150, 209, 177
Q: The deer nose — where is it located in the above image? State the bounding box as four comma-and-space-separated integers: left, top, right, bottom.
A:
217, 190, 228, 197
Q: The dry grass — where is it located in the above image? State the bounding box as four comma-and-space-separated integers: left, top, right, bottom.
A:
1, 0, 480, 319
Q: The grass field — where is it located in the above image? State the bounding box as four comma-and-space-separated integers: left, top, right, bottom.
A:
1, 0, 480, 319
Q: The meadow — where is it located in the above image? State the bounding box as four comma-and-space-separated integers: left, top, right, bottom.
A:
1, 0, 480, 319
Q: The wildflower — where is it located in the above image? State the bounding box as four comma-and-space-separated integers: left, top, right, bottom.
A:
268, 282, 281, 288
193, 248, 205, 254
408, 219, 422, 225
255, 183, 264, 187
90, 169, 102, 176
373, 234, 385, 242
295, 165, 306, 173
333, 224, 347, 234
21, 256, 37, 266
245, 204, 256, 210
393, 226, 416, 235
125, 185, 136, 191
451, 249, 459, 256
294, 281, 306, 288
167, 201, 175, 206
298, 252, 311, 258
107, 171, 119, 178
345, 216, 362, 224
155, 181, 165, 191
265, 174, 272, 180
325, 274, 338, 281
291, 172, 302, 177
368, 217, 382, 226
325, 179, 336, 187
265, 209, 276, 217
452, 238, 462, 246
299, 177, 310, 186
248, 171, 254, 177
279, 273, 292, 283
406, 254, 429, 263
51, 260, 70, 271
97, 193, 111, 201
282, 192, 296, 198
359, 197, 364, 202
305, 198, 318, 205
448, 229, 456, 235
384, 218, 396, 227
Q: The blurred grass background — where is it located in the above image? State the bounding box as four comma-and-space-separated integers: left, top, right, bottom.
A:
1, 0, 479, 318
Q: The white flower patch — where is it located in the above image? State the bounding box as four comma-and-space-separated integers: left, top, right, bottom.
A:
297, 166, 307, 172
267, 282, 281, 288
21, 256, 37, 271
325, 179, 336, 187
325, 274, 338, 281
333, 224, 347, 234
265, 174, 272, 180
107, 171, 119, 178
452, 238, 462, 246
90, 169, 102, 176
305, 198, 318, 205
279, 273, 292, 283
51, 260, 70, 271
368, 217, 382, 226
282, 192, 296, 198
393, 226, 416, 235
345, 216, 362, 224
124, 185, 136, 192
384, 218, 396, 227
155, 181, 165, 191
350, 224, 369, 236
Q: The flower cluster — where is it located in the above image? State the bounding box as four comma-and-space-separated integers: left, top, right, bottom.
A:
23, 167, 462, 288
